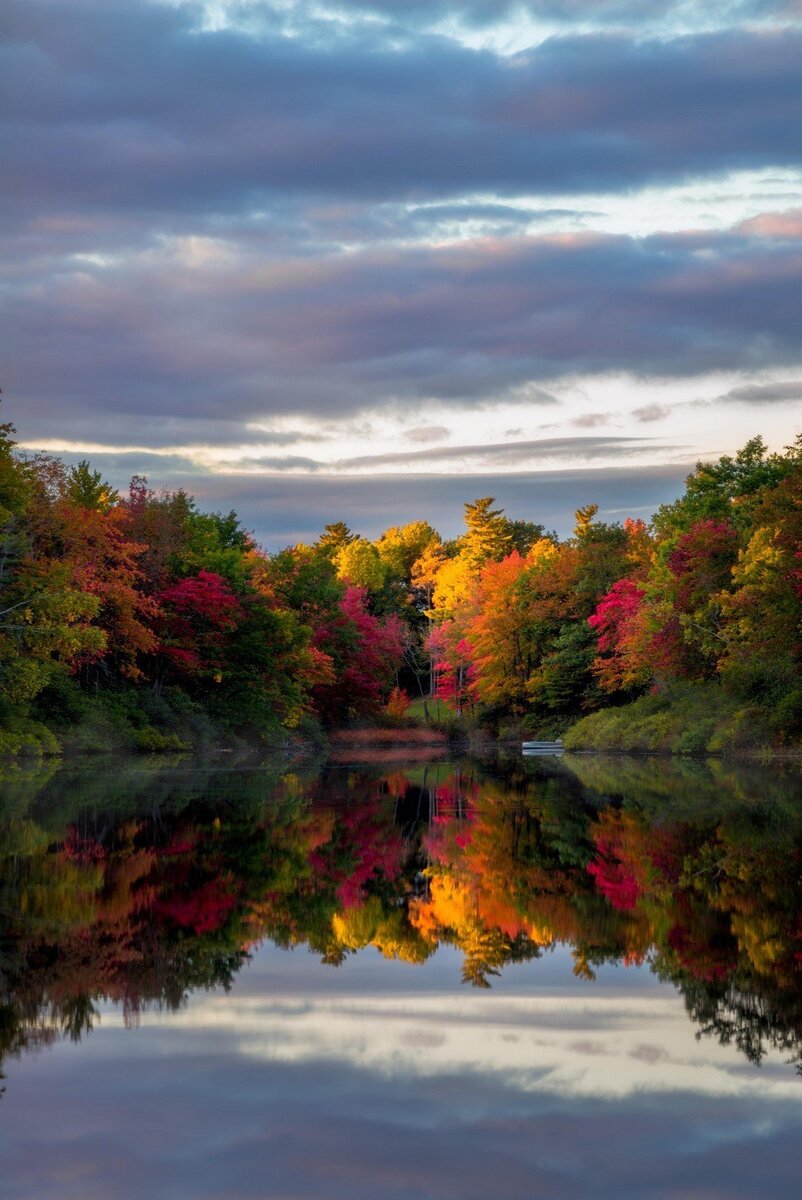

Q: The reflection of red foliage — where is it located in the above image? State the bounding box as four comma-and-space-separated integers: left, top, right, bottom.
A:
667, 918, 735, 983
587, 847, 639, 911
155, 878, 237, 934
587, 811, 641, 911
647, 830, 684, 883
308, 800, 404, 909
587, 814, 685, 911
161, 835, 197, 857
62, 826, 107, 863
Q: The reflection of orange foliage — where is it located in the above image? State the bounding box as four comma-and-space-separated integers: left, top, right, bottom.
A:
384, 770, 411, 795
305, 809, 336, 852
98, 851, 157, 924
409, 874, 555, 948
410, 876, 470, 941
480, 893, 553, 945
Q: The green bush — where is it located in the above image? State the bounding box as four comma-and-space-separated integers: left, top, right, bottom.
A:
0, 721, 61, 759
562, 683, 780, 756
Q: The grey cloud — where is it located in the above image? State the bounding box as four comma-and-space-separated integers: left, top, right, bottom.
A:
335, 435, 661, 470
42, 450, 211, 480
571, 412, 618, 428
3, 3, 802, 238
225, 454, 323, 471
627, 380, 802, 423
6, 224, 802, 439
403, 425, 451, 442
716, 380, 802, 403
395, 204, 602, 240
631, 403, 672, 422
248, 429, 331, 445
207, 436, 661, 474
14, 414, 327, 452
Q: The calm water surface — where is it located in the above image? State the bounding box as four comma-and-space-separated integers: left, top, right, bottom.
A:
1, 752, 802, 1198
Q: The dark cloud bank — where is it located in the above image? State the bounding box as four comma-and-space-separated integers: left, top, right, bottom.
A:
2, 0, 800, 541
7, 223, 802, 442
4, 2, 801, 229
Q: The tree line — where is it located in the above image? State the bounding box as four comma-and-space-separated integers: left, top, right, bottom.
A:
1, 417, 800, 753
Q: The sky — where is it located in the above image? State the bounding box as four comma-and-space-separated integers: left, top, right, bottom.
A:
2, 0, 802, 545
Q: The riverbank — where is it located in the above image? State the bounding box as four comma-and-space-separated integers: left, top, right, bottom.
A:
560, 682, 801, 757
3, 680, 799, 764
0, 684, 328, 763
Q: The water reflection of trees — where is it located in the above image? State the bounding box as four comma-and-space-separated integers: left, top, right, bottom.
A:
2, 754, 802, 1082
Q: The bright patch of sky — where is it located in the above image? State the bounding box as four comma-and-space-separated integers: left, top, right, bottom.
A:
19, 370, 800, 479
375, 171, 802, 249
180, 0, 802, 49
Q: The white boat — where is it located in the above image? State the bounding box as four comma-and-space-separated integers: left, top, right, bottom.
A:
522, 739, 563, 755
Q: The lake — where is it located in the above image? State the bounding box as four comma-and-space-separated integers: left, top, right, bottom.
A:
1, 752, 801, 1198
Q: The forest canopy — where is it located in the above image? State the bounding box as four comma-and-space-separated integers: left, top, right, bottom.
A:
1, 421, 800, 756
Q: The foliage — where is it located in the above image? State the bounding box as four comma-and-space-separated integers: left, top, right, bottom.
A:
0, 417, 799, 754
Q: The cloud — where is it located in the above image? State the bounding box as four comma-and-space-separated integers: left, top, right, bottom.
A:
3, 943, 802, 1200
225, 454, 324, 471
334, 435, 661, 470
403, 424, 452, 442
714, 380, 802, 404
6, 222, 802, 444
571, 412, 618, 428
737, 208, 802, 238
3, 4, 802, 240
3, 0, 800, 512
246, 428, 331, 445
191, 0, 802, 40
322, 0, 802, 27
3, 2, 802, 454
632, 403, 672, 422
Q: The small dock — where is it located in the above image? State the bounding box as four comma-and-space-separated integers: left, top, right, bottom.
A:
522, 739, 564, 757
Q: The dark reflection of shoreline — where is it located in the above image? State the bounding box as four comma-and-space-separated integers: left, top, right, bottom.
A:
2, 753, 802, 1090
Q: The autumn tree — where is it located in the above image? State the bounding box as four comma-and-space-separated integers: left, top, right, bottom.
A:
461, 497, 512, 570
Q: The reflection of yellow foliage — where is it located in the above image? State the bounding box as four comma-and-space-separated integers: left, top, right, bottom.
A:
731, 912, 785, 976
332, 896, 383, 949
525, 921, 554, 946
331, 899, 432, 963
373, 909, 432, 964
408, 871, 557, 950
19, 859, 102, 934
